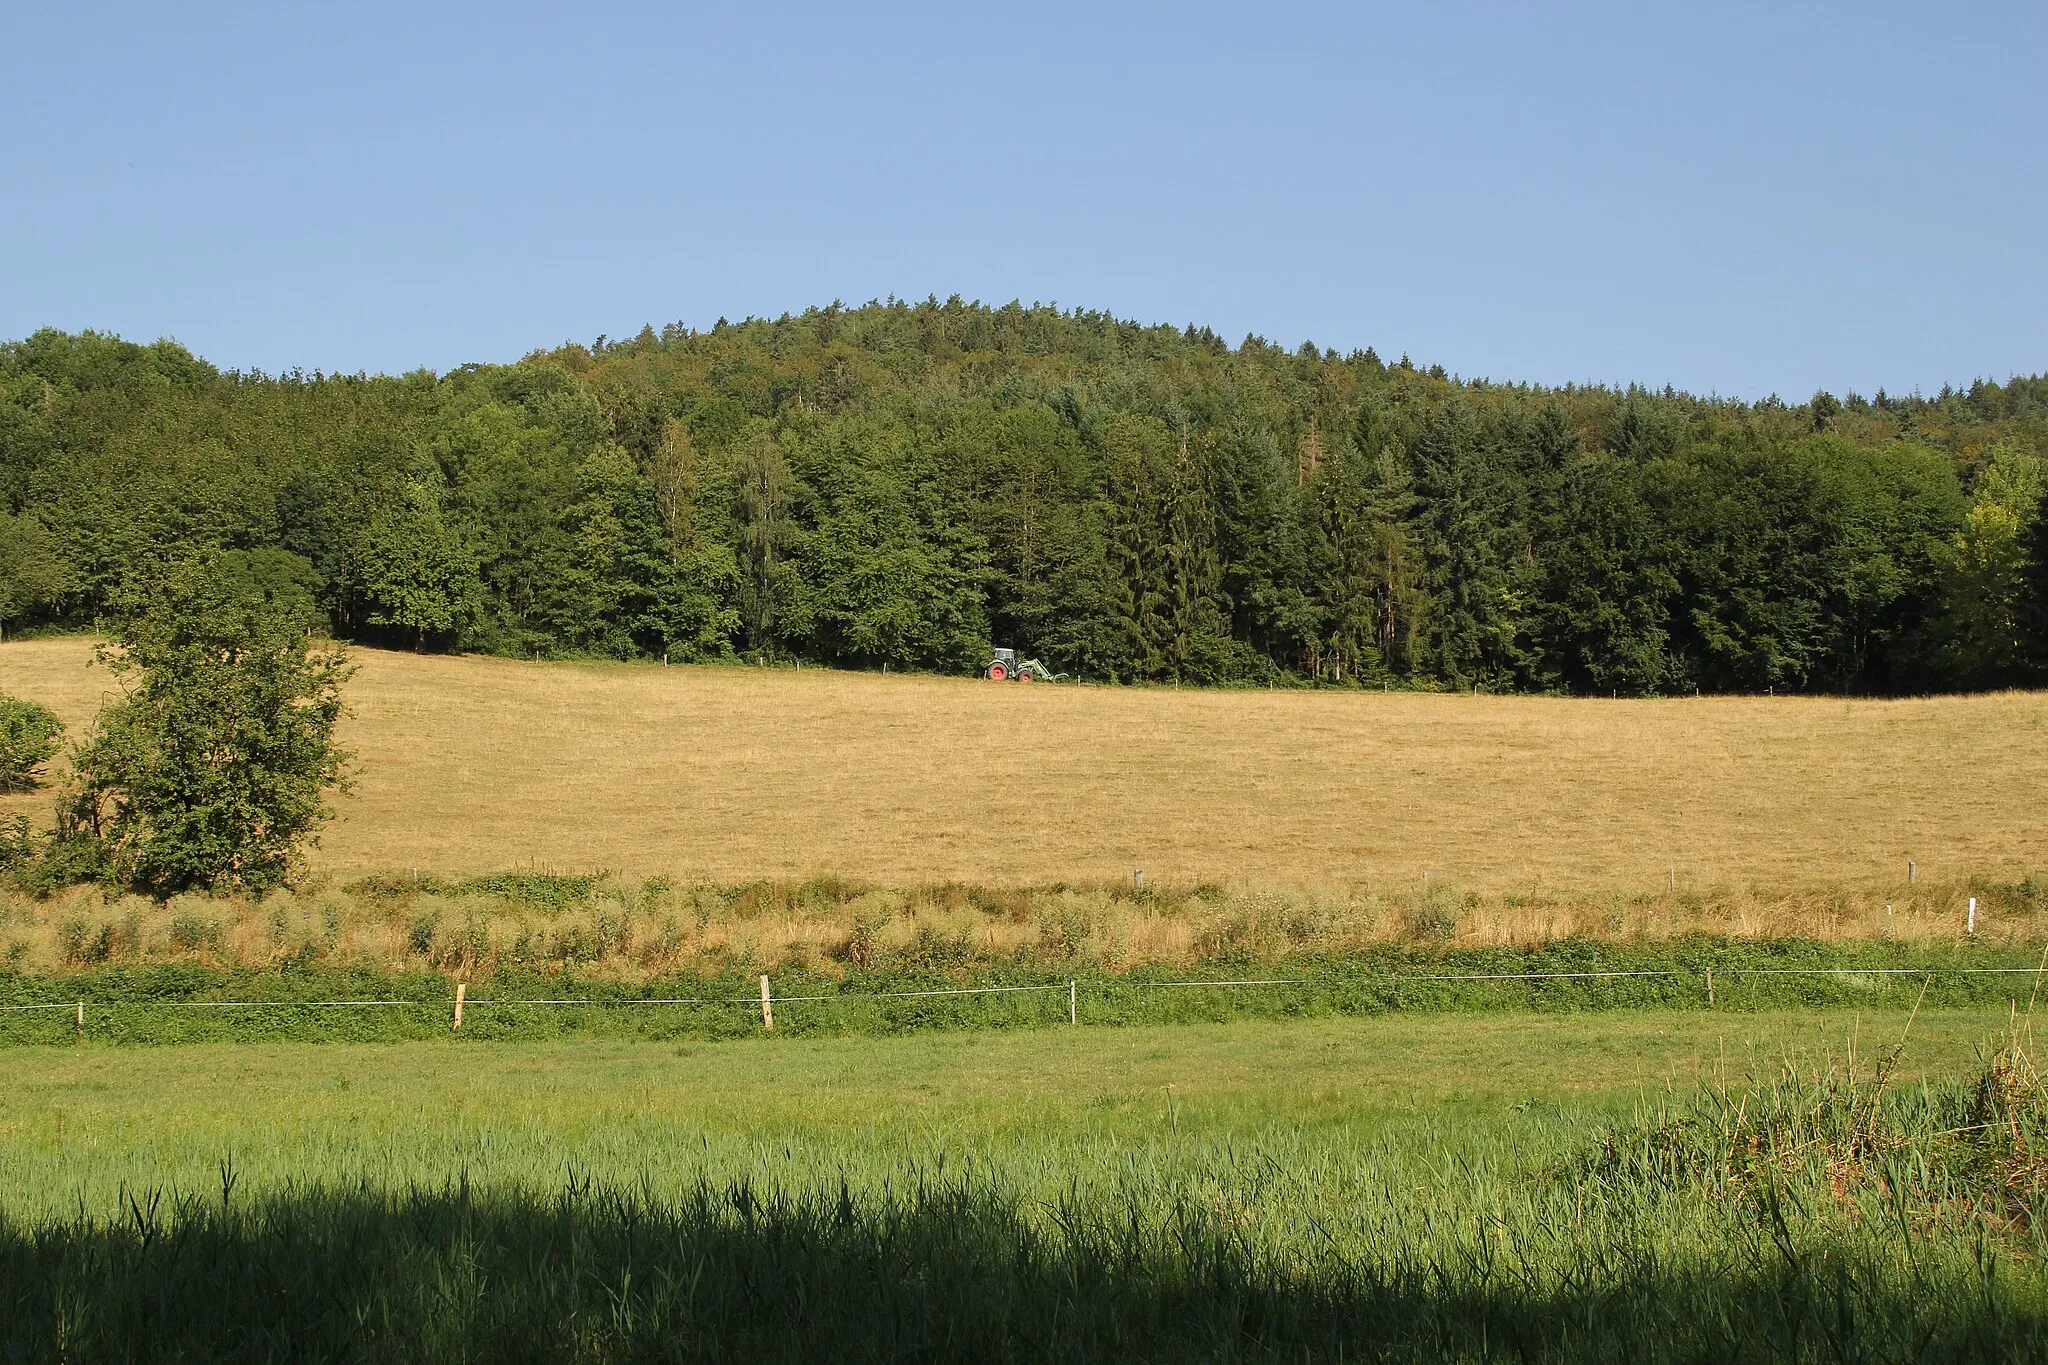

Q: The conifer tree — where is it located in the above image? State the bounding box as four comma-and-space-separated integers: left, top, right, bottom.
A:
1410, 401, 1530, 688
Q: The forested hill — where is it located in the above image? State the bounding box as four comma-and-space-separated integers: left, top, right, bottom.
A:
4, 301, 2047, 694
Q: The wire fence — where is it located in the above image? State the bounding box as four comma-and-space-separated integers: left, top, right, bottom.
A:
4, 960, 2046, 1040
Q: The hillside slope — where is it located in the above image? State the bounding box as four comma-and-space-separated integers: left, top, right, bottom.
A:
5, 638, 2044, 892
6, 312, 2047, 696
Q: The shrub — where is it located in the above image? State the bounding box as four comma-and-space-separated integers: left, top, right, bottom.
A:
0, 693, 63, 792
0, 814, 110, 898
1409, 890, 1461, 940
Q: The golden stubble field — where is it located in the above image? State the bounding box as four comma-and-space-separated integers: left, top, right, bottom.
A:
3, 637, 2044, 895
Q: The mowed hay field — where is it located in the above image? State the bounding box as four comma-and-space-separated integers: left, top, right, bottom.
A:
4, 637, 2046, 893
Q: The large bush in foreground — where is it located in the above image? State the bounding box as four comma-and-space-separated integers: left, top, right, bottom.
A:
0, 693, 62, 792
65, 558, 352, 894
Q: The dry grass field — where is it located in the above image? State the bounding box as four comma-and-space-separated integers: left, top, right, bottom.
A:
5, 636, 2046, 896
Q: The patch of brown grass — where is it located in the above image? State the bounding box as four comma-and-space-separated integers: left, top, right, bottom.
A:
4, 637, 2047, 899
0, 874, 2039, 979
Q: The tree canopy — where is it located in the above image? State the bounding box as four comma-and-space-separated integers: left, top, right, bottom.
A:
4, 303, 2046, 693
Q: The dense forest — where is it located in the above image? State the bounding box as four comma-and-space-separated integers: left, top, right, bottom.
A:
3, 299, 2046, 694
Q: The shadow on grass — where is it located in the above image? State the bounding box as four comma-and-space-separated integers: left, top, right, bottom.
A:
2, 1175, 2041, 1364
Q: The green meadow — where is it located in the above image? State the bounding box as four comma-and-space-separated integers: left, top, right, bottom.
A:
4, 1009, 2045, 1361
4, 1009, 2005, 1213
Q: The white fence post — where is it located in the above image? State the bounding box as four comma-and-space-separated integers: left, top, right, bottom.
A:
760, 975, 774, 1031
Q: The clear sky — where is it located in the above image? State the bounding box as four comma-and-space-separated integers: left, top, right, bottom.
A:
3, 2, 2041, 399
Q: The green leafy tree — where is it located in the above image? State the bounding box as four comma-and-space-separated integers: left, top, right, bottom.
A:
948, 399, 1094, 666
66, 558, 353, 894
215, 547, 327, 630
0, 511, 71, 636
0, 692, 63, 792
1804, 437, 1962, 690
356, 477, 484, 649
534, 444, 677, 657
733, 433, 800, 654
1654, 445, 1837, 692
2020, 499, 2048, 682
1920, 445, 2043, 688
1537, 457, 1678, 694
4, 311, 2041, 694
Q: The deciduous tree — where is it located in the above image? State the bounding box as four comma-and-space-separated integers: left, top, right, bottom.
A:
66, 557, 352, 894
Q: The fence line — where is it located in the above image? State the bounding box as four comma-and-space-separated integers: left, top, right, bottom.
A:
764, 983, 1071, 1004
7, 962, 2046, 1025
1398, 970, 1674, 982
1724, 967, 2045, 977
463, 996, 757, 1007
1110, 978, 1305, 989
85, 999, 425, 1009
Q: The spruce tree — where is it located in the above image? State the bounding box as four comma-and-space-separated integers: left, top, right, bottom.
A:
1410, 400, 1531, 688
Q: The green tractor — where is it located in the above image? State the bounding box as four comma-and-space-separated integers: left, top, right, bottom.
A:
983, 647, 1064, 682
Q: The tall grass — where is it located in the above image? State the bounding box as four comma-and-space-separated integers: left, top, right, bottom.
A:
1594, 1005, 2048, 1242
4, 1029, 2044, 1361
4, 871, 2042, 981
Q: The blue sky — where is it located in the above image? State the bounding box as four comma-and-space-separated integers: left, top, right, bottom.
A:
3, 2, 2041, 399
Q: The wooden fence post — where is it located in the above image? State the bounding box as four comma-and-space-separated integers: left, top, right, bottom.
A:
760, 975, 774, 1031
1705, 968, 1714, 1007
453, 982, 465, 1030
1069, 980, 1077, 1026
75, 1000, 83, 1044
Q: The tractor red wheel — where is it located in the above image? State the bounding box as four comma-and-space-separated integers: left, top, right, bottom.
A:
987, 662, 1007, 680
1018, 669, 1034, 682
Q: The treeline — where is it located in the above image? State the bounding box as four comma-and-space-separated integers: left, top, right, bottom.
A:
4, 300, 2047, 693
